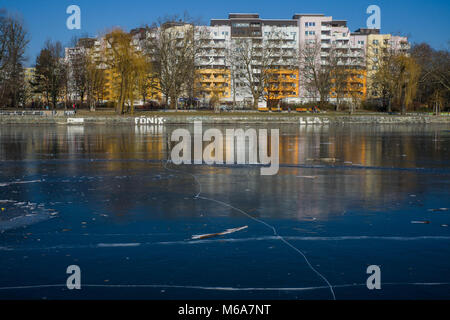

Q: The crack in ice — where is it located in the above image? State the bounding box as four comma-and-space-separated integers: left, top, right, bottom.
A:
163, 160, 337, 300
0, 282, 449, 293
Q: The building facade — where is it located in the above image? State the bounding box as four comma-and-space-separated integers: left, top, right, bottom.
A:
65, 12, 409, 108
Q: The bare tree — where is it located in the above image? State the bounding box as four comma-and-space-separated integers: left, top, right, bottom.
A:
299, 39, 334, 107
393, 55, 421, 115
136, 55, 154, 105
331, 51, 352, 111
0, 12, 29, 108
348, 78, 363, 114
34, 41, 67, 109
84, 53, 106, 110
411, 43, 450, 114
144, 15, 210, 109
101, 28, 148, 114
70, 48, 89, 105
229, 28, 298, 110
370, 44, 421, 114
224, 43, 238, 109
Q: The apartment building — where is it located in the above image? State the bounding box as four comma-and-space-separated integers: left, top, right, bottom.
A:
208, 14, 299, 107
64, 12, 409, 108
295, 14, 367, 103
65, 37, 113, 103
363, 33, 410, 98
201, 15, 407, 106
196, 24, 232, 102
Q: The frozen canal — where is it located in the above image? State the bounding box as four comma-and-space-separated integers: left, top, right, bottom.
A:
0, 123, 449, 300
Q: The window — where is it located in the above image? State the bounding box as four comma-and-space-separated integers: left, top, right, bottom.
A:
232, 23, 249, 28
305, 22, 308, 27
373, 39, 379, 45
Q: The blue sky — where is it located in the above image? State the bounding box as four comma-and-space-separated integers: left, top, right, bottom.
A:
2, 0, 449, 66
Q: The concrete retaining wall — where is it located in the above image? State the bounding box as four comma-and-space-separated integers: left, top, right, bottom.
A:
1, 114, 450, 125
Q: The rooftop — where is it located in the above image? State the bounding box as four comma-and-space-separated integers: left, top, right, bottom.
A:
293, 14, 325, 19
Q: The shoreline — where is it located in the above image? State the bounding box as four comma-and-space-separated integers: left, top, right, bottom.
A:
1, 113, 450, 125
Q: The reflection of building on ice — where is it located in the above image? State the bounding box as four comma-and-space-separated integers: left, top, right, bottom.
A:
134, 125, 165, 136
67, 126, 85, 156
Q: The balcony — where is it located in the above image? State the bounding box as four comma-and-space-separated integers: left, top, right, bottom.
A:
335, 36, 350, 41
349, 44, 365, 49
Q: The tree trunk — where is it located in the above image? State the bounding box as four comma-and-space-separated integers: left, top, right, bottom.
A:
435, 102, 441, 116
401, 94, 406, 115
52, 94, 57, 110
118, 81, 126, 114
170, 95, 177, 110
253, 99, 259, 110
401, 87, 407, 115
